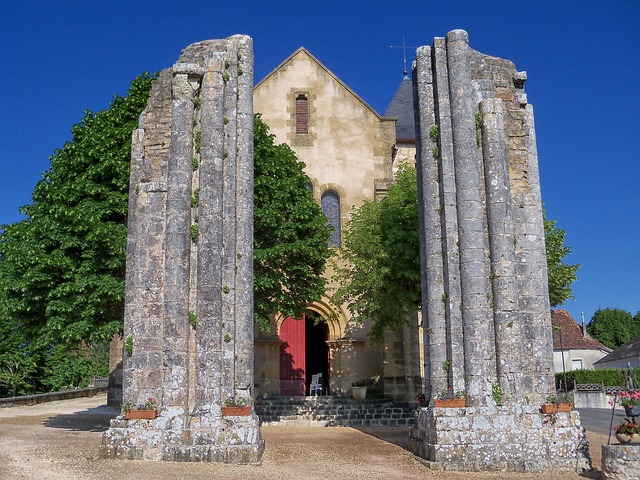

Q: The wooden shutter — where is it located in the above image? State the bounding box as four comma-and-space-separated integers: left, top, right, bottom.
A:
295, 95, 308, 134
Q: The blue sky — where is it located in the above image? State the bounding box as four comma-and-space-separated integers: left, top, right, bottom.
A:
1, 1, 638, 326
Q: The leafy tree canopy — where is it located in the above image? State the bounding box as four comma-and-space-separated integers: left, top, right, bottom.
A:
544, 214, 579, 307
253, 115, 331, 330
0, 73, 156, 349
332, 164, 420, 340
587, 308, 640, 349
0, 77, 330, 364
333, 166, 578, 339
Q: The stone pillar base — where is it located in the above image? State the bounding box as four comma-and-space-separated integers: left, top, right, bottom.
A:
100, 410, 264, 465
602, 444, 640, 479
408, 404, 591, 472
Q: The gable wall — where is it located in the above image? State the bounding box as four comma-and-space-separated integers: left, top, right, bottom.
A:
254, 51, 395, 216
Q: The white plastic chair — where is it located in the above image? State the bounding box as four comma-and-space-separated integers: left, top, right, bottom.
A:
309, 373, 323, 396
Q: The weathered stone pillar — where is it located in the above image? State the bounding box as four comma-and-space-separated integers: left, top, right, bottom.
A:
432, 37, 465, 398
516, 95, 555, 402
480, 98, 523, 404
413, 45, 447, 400
101, 35, 263, 464
163, 68, 195, 410
446, 30, 496, 406
409, 29, 590, 473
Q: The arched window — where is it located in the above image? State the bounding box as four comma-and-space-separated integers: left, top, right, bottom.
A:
321, 191, 341, 247
295, 94, 308, 134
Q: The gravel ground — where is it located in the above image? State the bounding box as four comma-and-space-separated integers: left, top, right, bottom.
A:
0, 394, 604, 479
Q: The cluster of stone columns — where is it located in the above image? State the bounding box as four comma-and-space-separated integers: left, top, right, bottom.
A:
409, 30, 590, 472
100, 35, 263, 464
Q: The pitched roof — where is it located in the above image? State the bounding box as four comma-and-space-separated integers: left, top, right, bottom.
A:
254, 47, 384, 120
552, 309, 610, 351
594, 335, 640, 365
384, 75, 415, 142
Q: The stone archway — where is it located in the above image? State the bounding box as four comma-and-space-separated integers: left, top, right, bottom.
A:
274, 299, 345, 396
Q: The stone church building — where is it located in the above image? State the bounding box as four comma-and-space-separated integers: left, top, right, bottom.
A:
252, 48, 422, 401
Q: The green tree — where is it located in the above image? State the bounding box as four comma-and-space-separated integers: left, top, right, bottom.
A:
544, 214, 579, 307
253, 115, 332, 330
332, 165, 420, 340
0, 73, 156, 349
0, 79, 329, 368
333, 167, 578, 339
39, 343, 109, 392
587, 308, 640, 349
0, 313, 39, 397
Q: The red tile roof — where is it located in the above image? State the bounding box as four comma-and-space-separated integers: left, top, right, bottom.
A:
552, 309, 610, 351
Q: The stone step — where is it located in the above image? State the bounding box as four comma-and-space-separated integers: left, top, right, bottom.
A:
255, 396, 417, 427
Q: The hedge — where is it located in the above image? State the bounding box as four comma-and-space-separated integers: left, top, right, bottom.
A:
555, 368, 638, 387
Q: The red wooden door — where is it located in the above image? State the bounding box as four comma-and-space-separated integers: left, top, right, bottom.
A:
279, 315, 306, 396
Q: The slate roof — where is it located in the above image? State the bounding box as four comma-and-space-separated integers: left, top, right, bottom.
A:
552, 309, 610, 351
594, 335, 640, 365
384, 76, 415, 142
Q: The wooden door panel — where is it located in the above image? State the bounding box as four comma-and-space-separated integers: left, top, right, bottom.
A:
279, 316, 306, 396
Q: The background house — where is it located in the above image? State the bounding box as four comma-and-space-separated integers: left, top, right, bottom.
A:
552, 309, 610, 373
594, 336, 640, 370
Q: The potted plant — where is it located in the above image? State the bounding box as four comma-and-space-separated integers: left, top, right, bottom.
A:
540, 394, 572, 414
221, 396, 251, 416
434, 388, 466, 408
614, 417, 640, 444
616, 390, 640, 417
122, 397, 158, 420
352, 380, 368, 400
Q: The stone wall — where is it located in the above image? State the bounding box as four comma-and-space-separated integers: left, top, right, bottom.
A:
100, 35, 263, 464
409, 405, 590, 472
602, 445, 640, 479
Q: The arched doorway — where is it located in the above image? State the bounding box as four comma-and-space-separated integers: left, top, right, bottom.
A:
279, 311, 330, 396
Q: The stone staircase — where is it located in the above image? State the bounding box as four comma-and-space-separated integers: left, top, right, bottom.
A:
255, 396, 417, 427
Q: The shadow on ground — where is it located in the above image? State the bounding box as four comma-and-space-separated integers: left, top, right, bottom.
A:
44, 404, 119, 433
355, 425, 411, 449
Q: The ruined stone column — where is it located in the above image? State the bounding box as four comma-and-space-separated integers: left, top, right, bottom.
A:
233, 39, 256, 403
413, 45, 447, 400
446, 30, 496, 405
101, 35, 263, 464
516, 97, 555, 402
480, 98, 523, 403
409, 29, 590, 473
163, 68, 196, 410
432, 37, 465, 397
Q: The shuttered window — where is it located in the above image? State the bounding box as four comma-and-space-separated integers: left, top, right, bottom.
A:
296, 95, 308, 134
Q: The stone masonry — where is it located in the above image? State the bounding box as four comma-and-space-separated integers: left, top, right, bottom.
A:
100, 35, 264, 464
408, 30, 591, 472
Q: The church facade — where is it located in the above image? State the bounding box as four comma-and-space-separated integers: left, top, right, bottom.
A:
253, 48, 422, 400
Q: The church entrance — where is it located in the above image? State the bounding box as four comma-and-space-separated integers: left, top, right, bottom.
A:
279, 311, 329, 396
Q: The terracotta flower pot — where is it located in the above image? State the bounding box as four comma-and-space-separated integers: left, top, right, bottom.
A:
434, 398, 465, 408
540, 403, 572, 414
221, 406, 251, 416
124, 409, 157, 420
